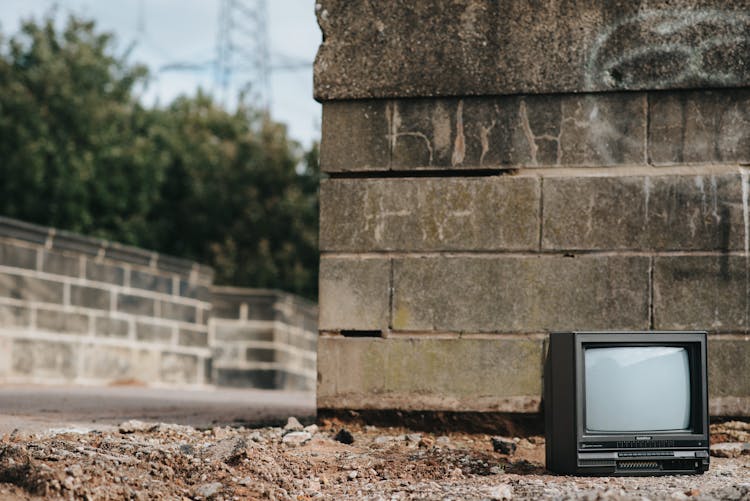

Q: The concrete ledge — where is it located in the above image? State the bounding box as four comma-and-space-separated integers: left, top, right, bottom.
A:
317, 336, 543, 412
314, 1, 750, 100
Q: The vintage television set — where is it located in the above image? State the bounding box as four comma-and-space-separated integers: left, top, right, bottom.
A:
545, 331, 709, 475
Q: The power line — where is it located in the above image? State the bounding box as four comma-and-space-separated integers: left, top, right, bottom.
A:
214, 0, 270, 109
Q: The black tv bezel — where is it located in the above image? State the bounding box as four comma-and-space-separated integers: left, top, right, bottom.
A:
573, 332, 709, 450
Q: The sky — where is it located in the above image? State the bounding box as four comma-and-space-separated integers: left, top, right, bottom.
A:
0, 0, 322, 148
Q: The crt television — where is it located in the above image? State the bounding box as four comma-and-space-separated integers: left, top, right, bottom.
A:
545, 331, 709, 475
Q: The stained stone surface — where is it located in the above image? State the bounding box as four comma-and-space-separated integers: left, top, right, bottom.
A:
320, 177, 540, 251
391, 256, 650, 333
542, 172, 745, 251
315, 0, 750, 100
321, 94, 647, 171
317, 336, 543, 412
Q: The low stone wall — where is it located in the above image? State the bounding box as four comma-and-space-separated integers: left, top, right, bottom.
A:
210, 287, 317, 391
0, 217, 209, 387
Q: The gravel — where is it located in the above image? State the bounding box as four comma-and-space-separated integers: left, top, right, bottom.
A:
0, 419, 746, 499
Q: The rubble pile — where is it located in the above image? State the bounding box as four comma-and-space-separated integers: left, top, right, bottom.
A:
0, 419, 747, 500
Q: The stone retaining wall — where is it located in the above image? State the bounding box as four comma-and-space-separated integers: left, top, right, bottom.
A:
0, 217, 213, 386
0, 217, 318, 390
315, 0, 750, 417
210, 287, 317, 391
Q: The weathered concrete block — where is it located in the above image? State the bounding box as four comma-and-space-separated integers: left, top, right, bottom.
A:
246, 347, 276, 363
0, 242, 37, 270
12, 339, 76, 378
178, 328, 209, 347
136, 322, 173, 344
94, 316, 129, 338
131, 269, 172, 294
81, 345, 133, 380
70, 284, 110, 310
41, 251, 80, 277
392, 256, 650, 332
708, 337, 750, 401
214, 324, 274, 342
319, 258, 390, 331
117, 294, 155, 316
315, 1, 750, 100
321, 94, 646, 171
542, 172, 744, 251
320, 177, 540, 251
179, 281, 211, 301
85, 261, 125, 286
0, 304, 30, 327
0, 273, 63, 303
160, 301, 197, 323
649, 90, 750, 165
36, 309, 90, 334
654, 256, 750, 332
317, 336, 543, 412
161, 352, 200, 384
321, 100, 390, 171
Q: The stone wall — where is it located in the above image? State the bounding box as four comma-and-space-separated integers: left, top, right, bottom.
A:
210, 287, 317, 391
0, 217, 213, 386
0, 217, 318, 390
315, 0, 750, 417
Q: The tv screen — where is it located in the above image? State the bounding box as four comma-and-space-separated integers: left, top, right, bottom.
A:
584, 346, 691, 432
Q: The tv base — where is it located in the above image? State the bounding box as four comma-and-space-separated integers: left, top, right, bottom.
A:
573, 450, 709, 476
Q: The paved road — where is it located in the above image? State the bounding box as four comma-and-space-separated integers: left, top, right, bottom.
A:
0, 385, 315, 434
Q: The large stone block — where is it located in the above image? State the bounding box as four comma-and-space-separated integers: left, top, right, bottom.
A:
94, 316, 130, 338
0, 304, 30, 328
136, 321, 174, 344
314, 1, 750, 100
81, 345, 133, 380
321, 100, 390, 171
392, 256, 650, 332
160, 301, 197, 323
41, 251, 81, 277
649, 90, 750, 165
70, 284, 111, 310
319, 257, 390, 331
0, 242, 37, 270
542, 172, 744, 251
320, 94, 646, 171
0, 273, 63, 303
131, 270, 172, 294
178, 328, 209, 347
321, 177, 539, 251
12, 339, 76, 379
36, 309, 90, 334
213, 324, 274, 342
117, 294, 155, 316
161, 352, 200, 384
317, 336, 543, 412
654, 256, 750, 332
85, 260, 125, 286
708, 337, 750, 401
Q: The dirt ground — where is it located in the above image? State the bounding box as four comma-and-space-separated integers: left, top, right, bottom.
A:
0, 419, 748, 500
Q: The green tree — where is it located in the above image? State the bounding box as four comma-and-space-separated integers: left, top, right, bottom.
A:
0, 16, 320, 299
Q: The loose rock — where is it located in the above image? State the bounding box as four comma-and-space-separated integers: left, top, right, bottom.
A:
491, 436, 517, 455
333, 428, 354, 445
282, 431, 312, 447
284, 417, 304, 433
